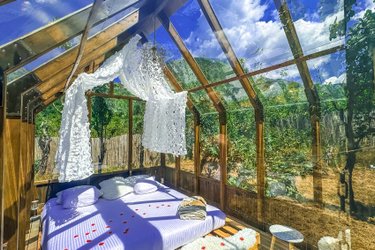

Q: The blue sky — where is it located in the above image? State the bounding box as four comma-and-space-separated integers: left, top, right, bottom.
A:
1, 0, 374, 84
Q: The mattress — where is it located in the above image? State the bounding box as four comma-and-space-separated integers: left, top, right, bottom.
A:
41, 185, 226, 250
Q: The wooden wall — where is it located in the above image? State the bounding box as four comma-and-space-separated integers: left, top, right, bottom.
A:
2, 119, 35, 249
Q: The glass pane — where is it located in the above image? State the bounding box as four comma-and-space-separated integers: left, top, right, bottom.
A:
287, 0, 345, 54
181, 112, 195, 173
34, 97, 63, 182
252, 64, 308, 107
307, 50, 348, 209
200, 113, 220, 179
0, 1, 93, 45
213, 80, 251, 110
265, 102, 312, 201
189, 90, 217, 114
210, 0, 293, 71
227, 108, 257, 192
170, 0, 236, 82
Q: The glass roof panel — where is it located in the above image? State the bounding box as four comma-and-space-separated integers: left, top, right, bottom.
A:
210, 0, 293, 71
0, 0, 93, 46
169, 0, 236, 83
307, 50, 346, 102
252, 64, 308, 106
287, 0, 345, 54
151, 26, 217, 114
213, 80, 252, 110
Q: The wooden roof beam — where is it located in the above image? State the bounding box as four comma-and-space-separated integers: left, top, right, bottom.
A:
158, 12, 226, 121
0, 0, 143, 74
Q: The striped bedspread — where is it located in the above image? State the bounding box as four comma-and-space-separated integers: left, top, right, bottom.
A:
41, 185, 225, 250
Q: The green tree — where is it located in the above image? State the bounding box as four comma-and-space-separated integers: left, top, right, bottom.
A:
91, 87, 113, 172
330, 1, 375, 213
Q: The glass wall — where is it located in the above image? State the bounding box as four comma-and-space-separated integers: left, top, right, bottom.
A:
181, 112, 195, 173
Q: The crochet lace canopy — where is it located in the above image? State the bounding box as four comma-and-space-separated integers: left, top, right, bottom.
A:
56, 35, 187, 182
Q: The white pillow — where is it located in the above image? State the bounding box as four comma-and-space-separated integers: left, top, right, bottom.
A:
55, 185, 95, 205
134, 177, 158, 195
62, 185, 102, 209
123, 175, 150, 187
99, 177, 134, 200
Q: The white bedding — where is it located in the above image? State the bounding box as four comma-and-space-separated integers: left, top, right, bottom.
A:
41, 186, 226, 250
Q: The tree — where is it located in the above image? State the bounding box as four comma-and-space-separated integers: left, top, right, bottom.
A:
330, 1, 375, 213
91, 87, 113, 173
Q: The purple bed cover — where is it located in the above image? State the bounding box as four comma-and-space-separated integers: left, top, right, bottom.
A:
41, 185, 226, 250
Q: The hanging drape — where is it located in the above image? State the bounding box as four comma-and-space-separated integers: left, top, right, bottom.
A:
56, 35, 187, 182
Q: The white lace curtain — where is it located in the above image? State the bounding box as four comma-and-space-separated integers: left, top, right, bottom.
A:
56, 35, 187, 182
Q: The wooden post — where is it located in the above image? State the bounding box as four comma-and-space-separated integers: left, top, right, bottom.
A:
128, 99, 133, 173
194, 118, 201, 195
256, 115, 265, 224
274, 0, 323, 204
175, 156, 181, 189
3, 118, 21, 249
160, 153, 166, 183
0, 73, 4, 248
219, 116, 227, 211
87, 94, 92, 122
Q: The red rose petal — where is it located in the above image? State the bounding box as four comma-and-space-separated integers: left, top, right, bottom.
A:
86, 240, 92, 243
201, 247, 206, 250
92, 229, 97, 232
220, 242, 225, 246
85, 232, 89, 235
74, 235, 79, 238
91, 223, 95, 226
99, 242, 105, 246
135, 208, 139, 211
106, 225, 110, 228
64, 248, 68, 250
240, 237, 244, 241
107, 231, 112, 235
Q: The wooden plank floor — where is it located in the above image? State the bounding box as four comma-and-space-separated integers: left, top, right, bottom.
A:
25, 215, 294, 250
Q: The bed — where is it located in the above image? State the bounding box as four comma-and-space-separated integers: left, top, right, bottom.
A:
41, 185, 226, 250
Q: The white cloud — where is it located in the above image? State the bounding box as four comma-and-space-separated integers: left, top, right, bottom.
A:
183, 0, 346, 78
323, 73, 346, 85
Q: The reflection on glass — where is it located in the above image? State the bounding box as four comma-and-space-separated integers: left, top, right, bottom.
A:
170, 0, 235, 82
214, 80, 251, 110
252, 64, 308, 107
0, 0, 93, 45
200, 113, 220, 179
181, 113, 195, 173
287, 0, 345, 54
227, 108, 257, 192
210, 0, 293, 71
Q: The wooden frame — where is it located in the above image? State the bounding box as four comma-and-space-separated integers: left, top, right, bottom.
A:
273, 0, 323, 204
198, 0, 265, 222
158, 12, 228, 211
